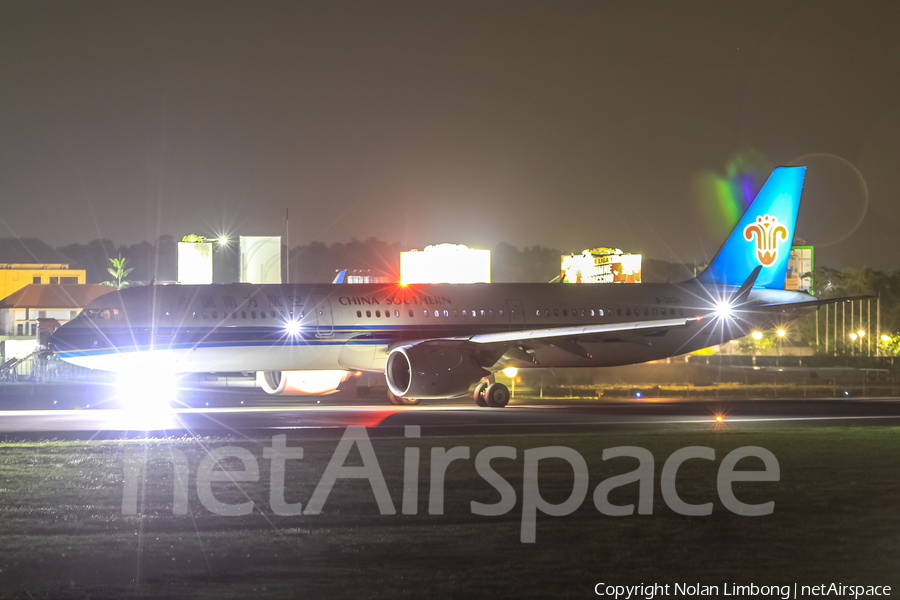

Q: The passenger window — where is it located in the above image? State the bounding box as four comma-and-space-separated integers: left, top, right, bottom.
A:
385, 311, 390, 318
443, 310, 449, 317
251, 311, 257, 318
545, 309, 550, 317
192, 311, 197, 319
536, 310, 541, 317
202, 311, 207, 318
499, 309, 504, 317
617, 309, 622, 316
376, 310, 381, 317
563, 309, 568, 316
653, 308, 658, 316
394, 310, 400, 317
489, 310, 494, 317
644, 309, 649, 316
599, 309, 604, 316
626, 309, 631, 316
554, 309, 559, 316
434, 310, 440, 317
453, 310, 458, 317
270, 311, 276, 318
661, 309, 666, 316
357, 310, 362, 318
213, 311, 218, 319
590, 309, 595, 316
408, 310, 414, 317
424, 310, 429, 317
471, 310, 476, 318
241, 311, 247, 319
480, 310, 485, 317
463, 310, 468, 316
366, 310, 372, 318
232, 312, 237, 319
260, 311, 266, 319
581, 310, 585, 317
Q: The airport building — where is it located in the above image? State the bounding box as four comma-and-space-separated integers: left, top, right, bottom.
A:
0, 238, 86, 299
785, 246, 813, 292
400, 244, 491, 285
561, 248, 642, 284
0, 283, 111, 363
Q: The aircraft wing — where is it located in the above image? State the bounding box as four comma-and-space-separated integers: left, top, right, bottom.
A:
466, 317, 695, 345
754, 295, 875, 312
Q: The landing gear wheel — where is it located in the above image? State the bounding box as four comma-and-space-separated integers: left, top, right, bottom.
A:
485, 383, 510, 408
388, 391, 420, 406
474, 382, 488, 407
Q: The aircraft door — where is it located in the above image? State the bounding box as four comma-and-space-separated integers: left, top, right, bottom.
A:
506, 300, 525, 329
314, 295, 334, 337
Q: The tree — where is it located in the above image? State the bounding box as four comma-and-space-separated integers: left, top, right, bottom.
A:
102, 256, 134, 289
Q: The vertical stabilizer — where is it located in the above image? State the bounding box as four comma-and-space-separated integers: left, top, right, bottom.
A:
697, 166, 805, 289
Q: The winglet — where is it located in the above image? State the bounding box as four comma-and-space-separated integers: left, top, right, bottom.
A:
730, 265, 762, 305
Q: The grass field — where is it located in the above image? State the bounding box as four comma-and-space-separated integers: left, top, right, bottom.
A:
0, 425, 898, 599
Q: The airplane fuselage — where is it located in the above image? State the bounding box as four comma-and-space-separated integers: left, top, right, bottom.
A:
51, 281, 813, 374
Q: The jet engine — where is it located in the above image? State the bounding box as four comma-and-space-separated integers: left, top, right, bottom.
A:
256, 370, 351, 395
385, 345, 484, 399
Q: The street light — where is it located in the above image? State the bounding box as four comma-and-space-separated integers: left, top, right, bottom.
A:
502, 366, 518, 398
882, 334, 892, 343
751, 331, 763, 340
776, 328, 786, 357
849, 332, 858, 341
217, 236, 229, 245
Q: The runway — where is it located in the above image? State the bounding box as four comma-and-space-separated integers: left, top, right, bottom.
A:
1, 398, 900, 438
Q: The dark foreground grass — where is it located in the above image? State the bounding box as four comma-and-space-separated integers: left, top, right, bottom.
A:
0, 426, 898, 599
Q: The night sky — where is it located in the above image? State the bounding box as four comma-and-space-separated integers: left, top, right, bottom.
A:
1, 1, 898, 269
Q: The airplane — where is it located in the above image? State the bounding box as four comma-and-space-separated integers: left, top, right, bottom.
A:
50, 166, 857, 407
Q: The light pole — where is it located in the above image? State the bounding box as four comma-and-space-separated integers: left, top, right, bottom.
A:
502, 366, 518, 398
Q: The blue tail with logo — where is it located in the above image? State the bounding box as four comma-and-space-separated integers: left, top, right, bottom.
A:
697, 166, 806, 289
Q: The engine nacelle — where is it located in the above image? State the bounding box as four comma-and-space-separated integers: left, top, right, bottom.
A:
256, 370, 351, 396
385, 345, 484, 399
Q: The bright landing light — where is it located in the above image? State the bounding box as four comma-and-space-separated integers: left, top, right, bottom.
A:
751, 331, 763, 340
284, 320, 301, 336
115, 364, 178, 420
502, 367, 518, 378
713, 302, 733, 319
776, 328, 786, 338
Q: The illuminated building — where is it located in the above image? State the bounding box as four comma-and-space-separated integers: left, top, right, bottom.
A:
240, 236, 282, 284
0, 283, 111, 362
400, 244, 490, 285
785, 246, 813, 292
0, 238, 85, 299
177, 238, 213, 284
561, 248, 642, 284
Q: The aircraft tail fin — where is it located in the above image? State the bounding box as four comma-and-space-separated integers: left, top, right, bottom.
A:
696, 166, 805, 289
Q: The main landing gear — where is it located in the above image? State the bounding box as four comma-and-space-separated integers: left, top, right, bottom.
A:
474, 380, 510, 408
388, 391, 420, 406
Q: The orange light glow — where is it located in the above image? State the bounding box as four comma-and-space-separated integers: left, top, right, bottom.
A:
715, 414, 724, 423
